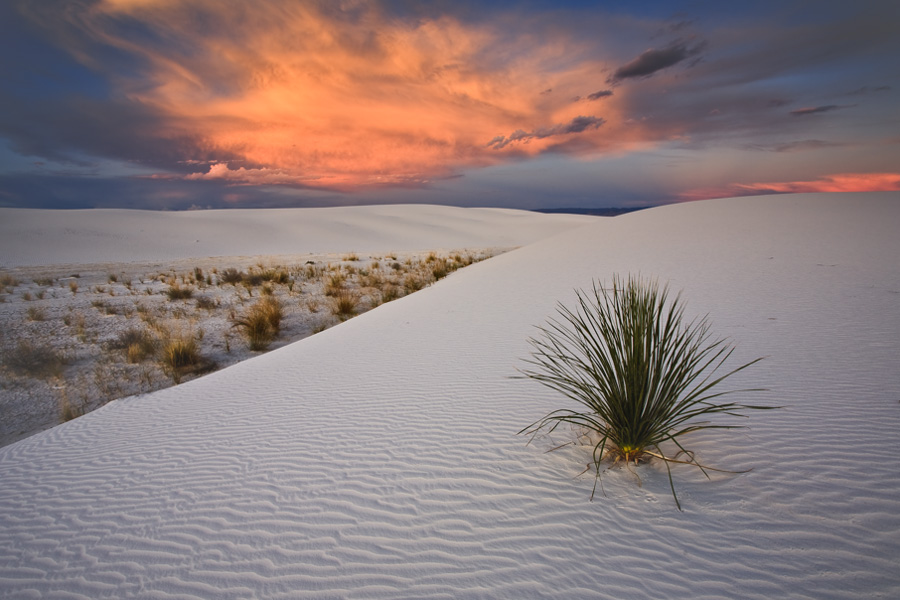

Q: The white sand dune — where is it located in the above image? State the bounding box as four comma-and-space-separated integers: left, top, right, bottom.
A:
1, 192, 899, 599
0, 205, 594, 267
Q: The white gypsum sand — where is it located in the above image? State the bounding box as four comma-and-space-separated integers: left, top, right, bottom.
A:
0, 204, 595, 267
1, 192, 899, 599
0, 205, 595, 448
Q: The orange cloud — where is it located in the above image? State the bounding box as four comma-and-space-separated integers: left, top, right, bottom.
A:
46, 0, 657, 190
679, 172, 900, 202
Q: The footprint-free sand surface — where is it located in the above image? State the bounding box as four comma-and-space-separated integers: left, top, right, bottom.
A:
1, 193, 898, 598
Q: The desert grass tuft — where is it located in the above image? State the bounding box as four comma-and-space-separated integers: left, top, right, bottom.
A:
518, 274, 771, 510
219, 267, 244, 285
195, 296, 217, 310
165, 284, 194, 300
330, 289, 359, 320
1, 273, 19, 289
26, 306, 46, 321
113, 327, 157, 363
233, 296, 283, 350
159, 335, 207, 382
3, 340, 67, 379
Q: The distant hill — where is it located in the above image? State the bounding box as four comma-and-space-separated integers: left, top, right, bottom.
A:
531, 207, 648, 217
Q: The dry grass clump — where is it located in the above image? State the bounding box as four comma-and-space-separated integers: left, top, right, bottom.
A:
330, 290, 359, 320
3, 340, 67, 379
159, 333, 210, 382
259, 267, 289, 284
430, 258, 451, 281
219, 267, 244, 285
324, 272, 346, 297
113, 327, 157, 363
26, 306, 46, 321
233, 296, 284, 350
195, 296, 217, 310
404, 273, 427, 293
166, 284, 194, 300
380, 284, 401, 303
59, 394, 84, 423
1, 273, 20, 292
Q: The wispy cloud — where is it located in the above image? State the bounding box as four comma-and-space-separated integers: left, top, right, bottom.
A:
586, 89, 614, 101
789, 104, 855, 116
680, 172, 900, 201
486, 116, 605, 150
745, 139, 849, 153
608, 39, 706, 83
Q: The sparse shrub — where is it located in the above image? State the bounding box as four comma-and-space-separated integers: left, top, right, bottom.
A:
160, 335, 205, 382
343, 252, 359, 261
3, 340, 67, 379
330, 290, 359, 320
260, 267, 289, 284
166, 284, 194, 300
220, 268, 244, 284
22, 292, 32, 301
114, 327, 156, 363
403, 273, 426, 293
324, 272, 346, 296
380, 284, 401, 303
195, 296, 216, 310
242, 272, 263, 287
312, 319, 332, 334
26, 306, 46, 321
518, 275, 771, 510
233, 297, 283, 350
69, 312, 87, 341
304, 263, 323, 279
58, 389, 85, 423
431, 258, 451, 281
1, 273, 19, 289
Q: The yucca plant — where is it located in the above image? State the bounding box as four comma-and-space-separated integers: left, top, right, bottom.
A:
519, 274, 771, 510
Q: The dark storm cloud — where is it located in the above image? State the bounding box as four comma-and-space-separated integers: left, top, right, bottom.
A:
486, 116, 605, 150
0, 173, 338, 210
608, 39, 706, 83
789, 104, 855, 116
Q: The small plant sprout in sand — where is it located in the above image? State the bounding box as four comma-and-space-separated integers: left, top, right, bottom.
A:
518, 274, 772, 510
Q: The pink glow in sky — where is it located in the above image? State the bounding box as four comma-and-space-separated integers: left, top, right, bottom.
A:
2, 0, 898, 209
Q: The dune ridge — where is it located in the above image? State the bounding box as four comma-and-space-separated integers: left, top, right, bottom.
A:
0, 205, 595, 267
1, 192, 899, 599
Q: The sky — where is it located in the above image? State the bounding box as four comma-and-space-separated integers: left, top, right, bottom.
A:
1, 0, 898, 210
